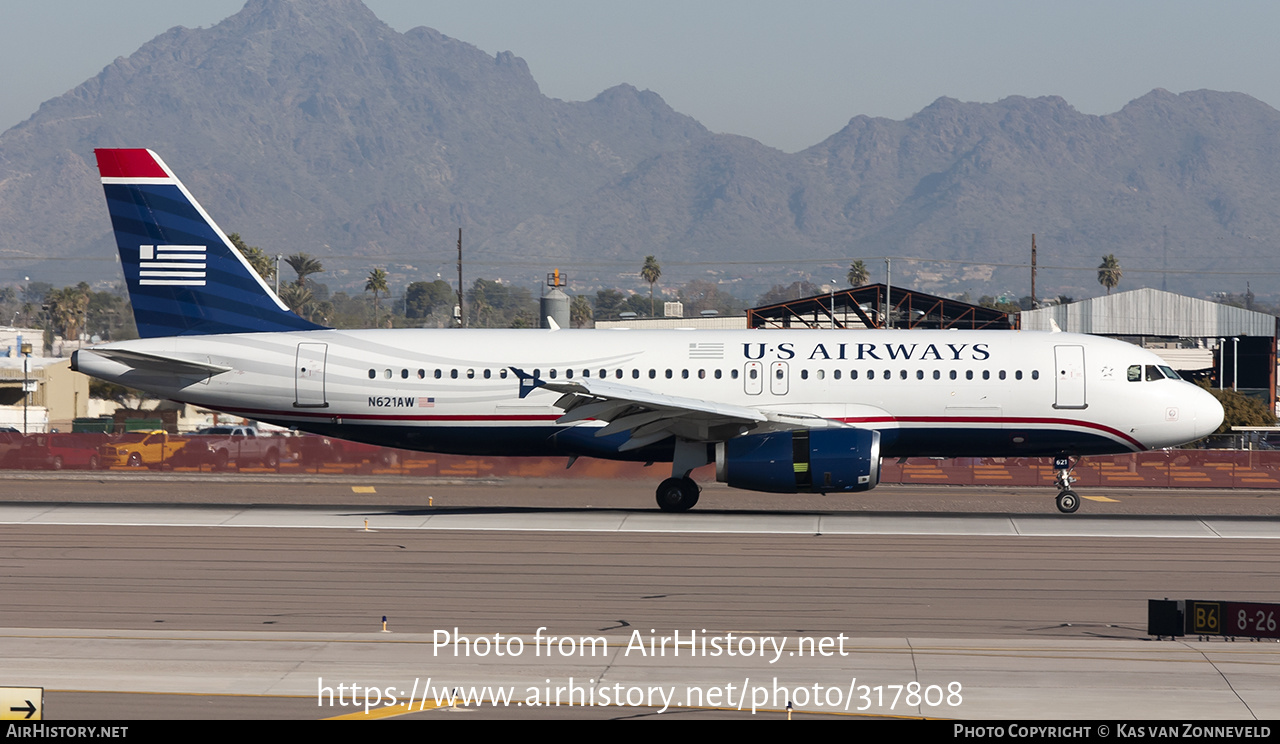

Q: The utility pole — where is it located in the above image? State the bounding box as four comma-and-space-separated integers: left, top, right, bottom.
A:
884, 258, 892, 329
456, 228, 465, 328
1030, 234, 1037, 306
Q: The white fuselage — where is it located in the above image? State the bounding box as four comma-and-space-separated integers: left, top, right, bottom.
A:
73, 327, 1223, 460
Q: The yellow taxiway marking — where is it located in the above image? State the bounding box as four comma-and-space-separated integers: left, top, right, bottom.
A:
1082, 495, 1119, 502
351, 486, 377, 494
327, 700, 444, 719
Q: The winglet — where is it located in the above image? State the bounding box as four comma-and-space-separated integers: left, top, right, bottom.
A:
509, 367, 545, 399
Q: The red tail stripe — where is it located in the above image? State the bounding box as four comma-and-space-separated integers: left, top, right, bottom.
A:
95, 148, 167, 179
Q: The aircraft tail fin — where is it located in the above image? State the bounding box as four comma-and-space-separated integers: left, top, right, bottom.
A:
95, 148, 328, 338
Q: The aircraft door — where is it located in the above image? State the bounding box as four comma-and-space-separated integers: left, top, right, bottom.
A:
744, 362, 763, 395
770, 361, 790, 395
295, 343, 328, 408
1053, 345, 1086, 409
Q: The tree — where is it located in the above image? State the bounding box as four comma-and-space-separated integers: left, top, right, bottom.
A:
641, 255, 662, 316
1098, 254, 1122, 295
278, 283, 314, 319
365, 268, 389, 327
405, 280, 454, 320
593, 289, 626, 320
1197, 381, 1276, 435
285, 253, 324, 288
570, 294, 593, 328
227, 233, 275, 284
756, 281, 821, 307
847, 260, 869, 287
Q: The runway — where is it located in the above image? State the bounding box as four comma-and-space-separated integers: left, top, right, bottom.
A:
2, 475, 1279, 720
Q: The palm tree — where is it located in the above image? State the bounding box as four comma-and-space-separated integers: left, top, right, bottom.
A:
285, 253, 324, 288
365, 268, 389, 327
641, 255, 662, 316
278, 284, 314, 319
1097, 254, 1123, 295
227, 233, 275, 284
847, 260, 869, 287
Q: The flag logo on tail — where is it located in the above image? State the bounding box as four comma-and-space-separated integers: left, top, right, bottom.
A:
139, 245, 207, 286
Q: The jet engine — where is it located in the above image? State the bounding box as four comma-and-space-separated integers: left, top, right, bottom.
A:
715, 428, 881, 494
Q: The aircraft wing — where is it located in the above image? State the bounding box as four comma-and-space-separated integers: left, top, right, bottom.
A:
513, 368, 832, 451
87, 348, 233, 377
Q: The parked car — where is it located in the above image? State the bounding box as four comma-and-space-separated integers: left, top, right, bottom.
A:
98, 430, 189, 469
297, 435, 397, 466
17, 433, 107, 470
172, 426, 281, 469
0, 428, 25, 467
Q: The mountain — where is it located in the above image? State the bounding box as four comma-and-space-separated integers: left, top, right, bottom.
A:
3, 0, 1280, 300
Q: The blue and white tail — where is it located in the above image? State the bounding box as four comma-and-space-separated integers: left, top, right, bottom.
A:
95, 148, 327, 338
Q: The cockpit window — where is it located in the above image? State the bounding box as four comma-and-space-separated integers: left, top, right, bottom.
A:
1145, 365, 1162, 381
1159, 365, 1180, 380
1127, 365, 1141, 382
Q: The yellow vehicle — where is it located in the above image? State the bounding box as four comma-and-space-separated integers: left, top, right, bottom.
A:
98, 430, 187, 469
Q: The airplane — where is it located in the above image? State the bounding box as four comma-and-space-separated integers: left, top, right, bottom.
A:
72, 148, 1225, 514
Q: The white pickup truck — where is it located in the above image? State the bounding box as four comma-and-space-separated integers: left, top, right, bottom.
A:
180, 426, 282, 469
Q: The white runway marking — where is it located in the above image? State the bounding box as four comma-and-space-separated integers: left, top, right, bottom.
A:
2, 503, 1279, 538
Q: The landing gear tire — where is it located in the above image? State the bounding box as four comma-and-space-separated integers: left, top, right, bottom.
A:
1056, 489, 1080, 514
655, 477, 700, 513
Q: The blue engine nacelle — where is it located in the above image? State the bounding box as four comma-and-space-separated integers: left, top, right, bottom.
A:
715, 428, 881, 494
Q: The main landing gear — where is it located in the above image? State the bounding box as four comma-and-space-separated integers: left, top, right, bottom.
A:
656, 477, 700, 513
1053, 456, 1080, 514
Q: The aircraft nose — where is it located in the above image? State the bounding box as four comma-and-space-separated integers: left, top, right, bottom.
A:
1191, 386, 1225, 440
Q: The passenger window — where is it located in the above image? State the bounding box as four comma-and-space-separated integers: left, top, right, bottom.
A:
950, 370, 957, 380
965, 370, 973, 380
816, 369, 825, 380
715, 369, 723, 379
467, 369, 475, 379
615, 370, 623, 379
982, 370, 990, 380
833, 370, 841, 380
599, 370, 607, 379
850, 370, 859, 380
484, 369, 492, 379
731, 369, 739, 379
418, 369, 425, 379
499, 369, 508, 379
1015, 370, 1022, 380
933, 370, 940, 380
633, 369, 640, 379
882, 370, 890, 380
899, 369, 907, 380
368, 369, 376, 379
548, 369, 556, 379
916, 370, 924, 380
683, 370, 691, 379
566, 369, 574, 378
401, 369, 409, 379
450, 369, 458, 379
801, 370, 809, 380
698, 369, 706, 379
435, 369, 443, 379
999, 370, 1006, 380
384, 369, 392, 379
1032, 370, 1040, 380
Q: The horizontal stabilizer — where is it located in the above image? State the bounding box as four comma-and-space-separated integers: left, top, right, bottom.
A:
89, 348, 233, 377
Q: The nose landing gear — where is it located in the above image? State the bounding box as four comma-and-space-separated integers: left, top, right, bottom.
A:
1053, 456, 1080, 514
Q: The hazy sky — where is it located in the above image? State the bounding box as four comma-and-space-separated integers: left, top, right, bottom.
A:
4, 1, 1280, 153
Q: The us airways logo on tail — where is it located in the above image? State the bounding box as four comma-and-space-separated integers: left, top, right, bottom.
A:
139, 244, 206, 286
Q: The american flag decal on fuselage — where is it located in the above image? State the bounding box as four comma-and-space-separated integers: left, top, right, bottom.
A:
139, 244, 206, 286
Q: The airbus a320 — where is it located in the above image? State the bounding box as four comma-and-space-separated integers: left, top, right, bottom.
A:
72, 149, 1224, 513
